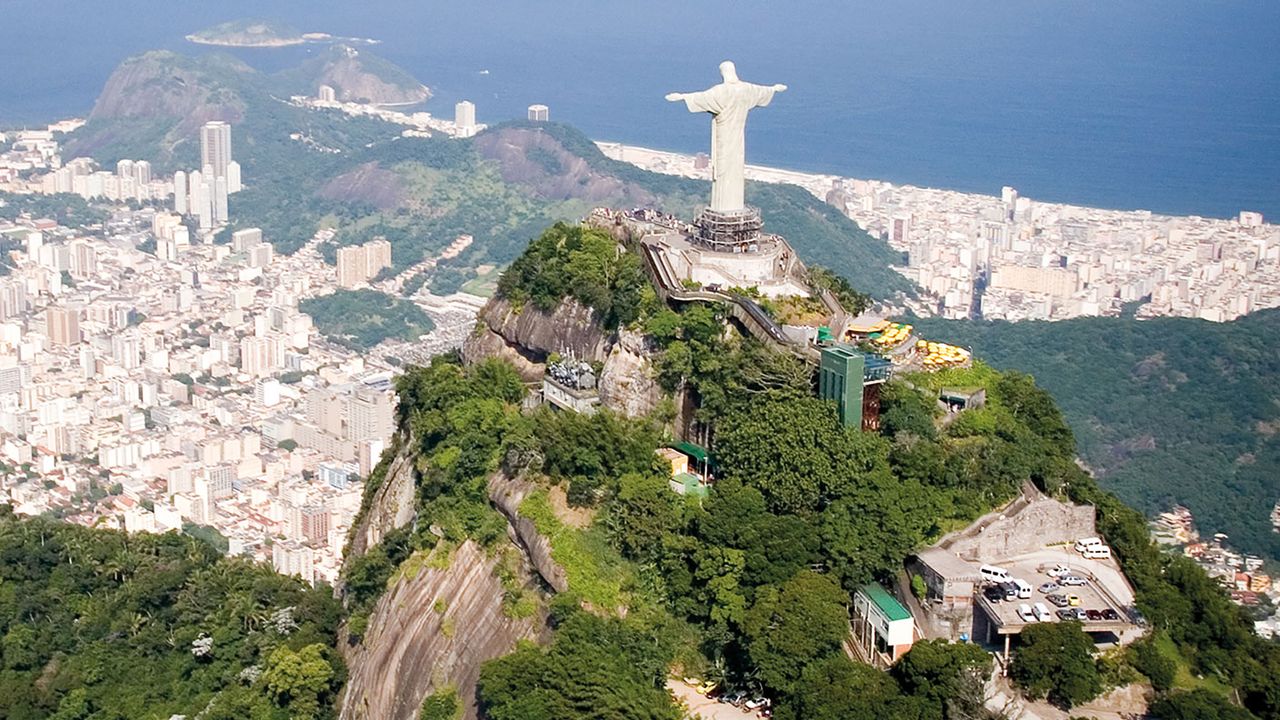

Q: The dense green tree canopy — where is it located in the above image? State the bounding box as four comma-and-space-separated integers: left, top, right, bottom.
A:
1009, 621, 1102, 709
477, 612, 680, 720
741, 571, 850, 696
497, 223, 647, 329
0, 510, 344, 720
300, 289, 435, 350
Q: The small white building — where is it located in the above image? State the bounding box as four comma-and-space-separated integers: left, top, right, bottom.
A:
851, 583, 917, 668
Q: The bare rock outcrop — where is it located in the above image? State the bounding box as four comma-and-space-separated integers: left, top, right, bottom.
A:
346, 440, 417, 559
339, 541, 542, 720
487, 473, 567, 593
463, 297, 609, 382
598, 328, 662, 417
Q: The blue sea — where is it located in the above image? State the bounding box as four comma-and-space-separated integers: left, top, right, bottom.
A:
1, 0, 1277, 219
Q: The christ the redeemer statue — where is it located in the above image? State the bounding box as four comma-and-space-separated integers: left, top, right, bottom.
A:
667, 61, 786, 214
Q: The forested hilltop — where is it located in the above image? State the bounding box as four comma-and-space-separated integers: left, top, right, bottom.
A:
0, 509, 346, 719
915, 309, 1280, 560
338, 224, 1279, 720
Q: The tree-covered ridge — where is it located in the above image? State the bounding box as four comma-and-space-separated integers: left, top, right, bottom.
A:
495, 222, 647, 329
914, 309, 1280, 560
0, 509, 345, 720
341, 340, 1280, 717
300, 289, 435, 350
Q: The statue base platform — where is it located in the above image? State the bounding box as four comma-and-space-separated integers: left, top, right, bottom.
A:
695, 206, 763, 251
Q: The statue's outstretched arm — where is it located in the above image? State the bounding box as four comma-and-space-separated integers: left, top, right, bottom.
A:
665, 92, 686, 102
772, 84, 788, 92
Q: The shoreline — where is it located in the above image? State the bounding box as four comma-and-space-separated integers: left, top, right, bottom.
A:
594, 140, 1258, 224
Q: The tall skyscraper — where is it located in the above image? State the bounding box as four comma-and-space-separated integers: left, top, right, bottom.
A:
527, 104, 549, 122
317, 84, 337, 103
455, 101, 476, 136
133, 160, 151, 185
213, 176, 229, 224
173, 171, 188, 214
46, 306, 81, 346
336, 246, 367, 289
200, 121, 233, 179
226, 160, 242, 193
335, 239, 393, 288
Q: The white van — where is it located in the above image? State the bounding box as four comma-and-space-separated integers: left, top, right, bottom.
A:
1074, 537, 1103, 553
1013, 579, 1033, 600
980, 564, 1010, 583
1082, 545, 1112, 560
1017, 603, 1035, 622
1033, 602, 1052, 622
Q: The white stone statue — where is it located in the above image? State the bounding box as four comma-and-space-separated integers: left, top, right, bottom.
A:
667, 61, 786, 213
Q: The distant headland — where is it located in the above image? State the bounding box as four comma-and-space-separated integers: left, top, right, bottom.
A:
186, 19, 380, 48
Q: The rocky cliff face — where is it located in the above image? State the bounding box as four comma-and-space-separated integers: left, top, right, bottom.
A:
599, 329, 663, 418
488, 473, 567, 593
346, 440, 418, 559
463, 297, 609, 381
463, 297, 663, 416
338, 541, 544, 720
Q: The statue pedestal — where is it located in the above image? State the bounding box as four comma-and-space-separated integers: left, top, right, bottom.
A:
695, 206, 763, 252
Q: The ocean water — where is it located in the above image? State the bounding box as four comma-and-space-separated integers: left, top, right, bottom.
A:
1, 0, 1277, 219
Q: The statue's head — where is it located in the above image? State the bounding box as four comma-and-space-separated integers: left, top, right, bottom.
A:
719, 60, 739, 83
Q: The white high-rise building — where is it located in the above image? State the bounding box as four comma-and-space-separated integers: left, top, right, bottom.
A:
116, 159, 134, 178
455, 100, 476, 136
226, 160, 242, 193
318, 84, 336, 103
527, 104, 549, 122
213, 176, 229, 225
190, 170, 212, 229
173, 171, 188, 214
200, 121, 233, 179
133, 160, 151, 185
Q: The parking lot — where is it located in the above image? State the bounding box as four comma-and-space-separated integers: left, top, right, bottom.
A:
667, 679, 771, 719
976, 550, 1134, 637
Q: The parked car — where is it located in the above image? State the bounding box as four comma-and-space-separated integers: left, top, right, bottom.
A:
1046, 563, 1071, 577
696, 680, 718, 695
1075, 537, 1103, 553
723, 691, 747, 707
1060, 575, 1087, 587
1082, 545, 1112, 560
1101, 608, 1120, 621
1057, 609, 1077, 620
1067, 594, 1081, 606
983, 585, 1005, 603
1039, 582, 1060, 594
1074, 609, 1088, 621
1085, 609, 1103, 621
745, 698, 770, 711
1017, 603, 1035, 622
1046, 594, 1069, 607
1033, 602, 1052, 622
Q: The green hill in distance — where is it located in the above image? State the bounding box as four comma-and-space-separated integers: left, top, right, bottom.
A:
186, 19, 308, 47
915, 309, 1280, 560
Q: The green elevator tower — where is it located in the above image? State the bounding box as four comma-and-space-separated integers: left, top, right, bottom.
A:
819, 345, 866, 429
